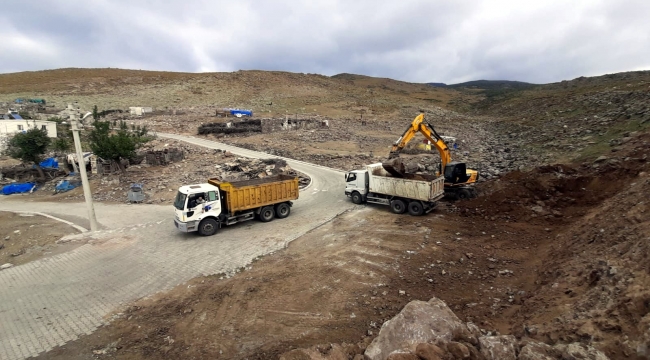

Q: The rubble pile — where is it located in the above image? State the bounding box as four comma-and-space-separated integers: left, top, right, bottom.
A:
197, 120, 262, 135
0, 165, 66, 184
48, 138, 309, 204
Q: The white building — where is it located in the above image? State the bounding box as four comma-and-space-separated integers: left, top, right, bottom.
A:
0, 119, 58, 151
129, 107, 153, 116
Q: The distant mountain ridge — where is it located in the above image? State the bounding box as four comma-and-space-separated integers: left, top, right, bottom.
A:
427, 80, 537, 91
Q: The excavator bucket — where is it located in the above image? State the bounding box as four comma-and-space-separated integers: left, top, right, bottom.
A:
382, 158, 407, 177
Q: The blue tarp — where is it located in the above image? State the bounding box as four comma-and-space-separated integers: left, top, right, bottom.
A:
229, 109, 253, 117
39, 157, 59, 169
2, 183, 36, 195
55, 180, 80, 193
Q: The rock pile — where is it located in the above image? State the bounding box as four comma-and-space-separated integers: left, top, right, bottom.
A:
280, 297, 610, 360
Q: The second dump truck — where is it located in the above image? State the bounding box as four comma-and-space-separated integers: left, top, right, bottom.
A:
345, 163, 445, 216
173, 175, 299, 236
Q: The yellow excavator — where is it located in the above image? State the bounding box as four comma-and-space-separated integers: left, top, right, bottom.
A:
384, 113, 479, 199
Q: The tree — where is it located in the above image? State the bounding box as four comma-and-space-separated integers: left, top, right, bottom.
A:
88, 120, 150, 172
52, 138, 71, 153
5, 127, 51, 179
92, 105, 99, 121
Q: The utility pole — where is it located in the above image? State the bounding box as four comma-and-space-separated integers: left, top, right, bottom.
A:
71, 112, 98, 231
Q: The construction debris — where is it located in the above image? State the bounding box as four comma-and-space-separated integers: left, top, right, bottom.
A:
198, 117, 329, 135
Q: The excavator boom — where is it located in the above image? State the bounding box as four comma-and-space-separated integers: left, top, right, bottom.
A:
385, 114, 479, 198
389, 114, 451, 167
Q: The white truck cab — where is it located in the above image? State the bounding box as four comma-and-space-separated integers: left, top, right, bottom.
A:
173, 183, 222, 233
344, 170, 369, 204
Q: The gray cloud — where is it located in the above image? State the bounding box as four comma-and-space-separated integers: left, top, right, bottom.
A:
1, 0, 648, 84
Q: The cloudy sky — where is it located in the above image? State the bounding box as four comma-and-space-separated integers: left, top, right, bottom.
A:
1, 0, 648, 84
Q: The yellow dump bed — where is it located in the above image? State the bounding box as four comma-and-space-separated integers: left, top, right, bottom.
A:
208, 175, 299, 214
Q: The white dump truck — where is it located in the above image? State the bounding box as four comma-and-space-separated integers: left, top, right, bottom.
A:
173, 175, 299, 236
344, 163, 445, 215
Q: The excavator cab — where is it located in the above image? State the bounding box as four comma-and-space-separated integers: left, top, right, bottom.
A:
444, 162, 470, 184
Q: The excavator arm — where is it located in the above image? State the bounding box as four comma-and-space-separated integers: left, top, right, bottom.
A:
389, 114, 452, 168
386, 114, 479, 189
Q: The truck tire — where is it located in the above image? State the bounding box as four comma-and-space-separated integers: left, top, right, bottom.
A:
198, 218, 219, 236
458, 189, 471, 200
390, 199, 407, 214
275, 202, 291, 219
408, 201, 424, 216
259, 206, 275, 222
351, 191, 363, 204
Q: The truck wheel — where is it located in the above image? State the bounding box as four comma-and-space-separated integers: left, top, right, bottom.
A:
458, 189, 471, 200
198, 218, 219, 236
408, 201, 424, 216
275, 202, 291, 219
259, 206, 275, 222
351, 191, 363, 204
390, 199, 407, 214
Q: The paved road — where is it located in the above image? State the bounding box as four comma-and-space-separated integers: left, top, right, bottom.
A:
0, 134, 353, 360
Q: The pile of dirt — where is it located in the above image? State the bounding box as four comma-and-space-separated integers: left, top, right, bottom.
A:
451, 131, 650, 358
455, 134, 648, 225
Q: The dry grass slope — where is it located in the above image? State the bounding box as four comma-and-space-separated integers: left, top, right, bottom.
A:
0, 68, 461, 118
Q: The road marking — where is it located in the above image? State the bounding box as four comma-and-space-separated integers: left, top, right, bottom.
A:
0, 210, 87, 233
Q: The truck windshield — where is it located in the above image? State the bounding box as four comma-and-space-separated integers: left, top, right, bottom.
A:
173, 192, 187, 210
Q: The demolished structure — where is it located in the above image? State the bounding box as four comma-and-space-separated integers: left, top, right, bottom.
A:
198, 117, 329, 135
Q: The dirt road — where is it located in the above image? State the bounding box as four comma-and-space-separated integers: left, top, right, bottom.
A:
0, 135, 353, 360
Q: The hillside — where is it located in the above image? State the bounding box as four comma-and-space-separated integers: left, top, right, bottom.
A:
0, 68, 460, 118
471, 71, 650, 163
427, 79, 537, 91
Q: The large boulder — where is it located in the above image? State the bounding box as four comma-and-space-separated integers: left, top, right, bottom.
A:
518, 341, 561, 360
553, 343, 609, 360
386, 353, 420, 360
478, 335, 517, 360
446, 341, 471, 359
414, 343, 446, 360
278, 344, 354, 360
365, 297, 464, 360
